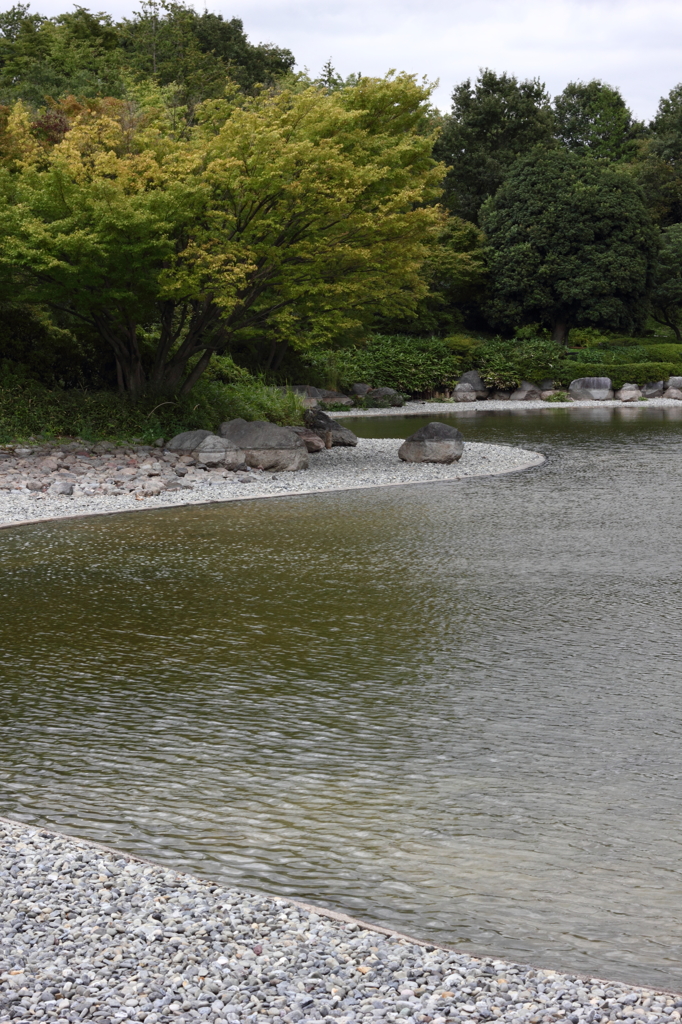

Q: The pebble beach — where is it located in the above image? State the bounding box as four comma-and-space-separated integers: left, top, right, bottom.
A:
0, 437, 544, 529
1, 818, 680, 1024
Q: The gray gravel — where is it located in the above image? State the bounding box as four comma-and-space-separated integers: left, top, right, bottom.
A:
1, 818, 679, 1024
0, 439, 543, 529
332, 398, 682, 417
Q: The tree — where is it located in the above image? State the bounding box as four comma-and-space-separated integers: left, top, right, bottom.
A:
0, 75, 444, 396
553, 79, 645, 162
433, 69, 554, 223
650, 223, 682, 340
480, 148, 659, 343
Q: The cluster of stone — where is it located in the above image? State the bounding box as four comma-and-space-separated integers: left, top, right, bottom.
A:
450, 372, 682, 403
0, 416, 364, 498
2, 818, 680, 1024
287, 385, 404, 410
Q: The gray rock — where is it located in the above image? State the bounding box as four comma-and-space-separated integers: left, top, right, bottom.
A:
453, 382, 477, 403
318, 389, 354, 407
193, 435, 245, 469
490, 390, 511, 400
666, 376, 682, 389
304, 410, 358, 447
510, 380, 542, 401
568, 376, 614, 400
351, 382, 372, 396
365, 386, 404, 407
459, 370, 488, 398
616, 383, 642, 402
219, 419, 308, 471
166, 429, 214, 452
287, 386, 321, 409
641, 380, 666, 398
665, 386, 682, 400
398, 421, 464, 463
49, 480, 74, 495
540, 390, 558, 400
539, 379, 555, 391
288, 426, 326, 452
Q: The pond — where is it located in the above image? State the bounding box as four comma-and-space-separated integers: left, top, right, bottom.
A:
1, 404, 682, 990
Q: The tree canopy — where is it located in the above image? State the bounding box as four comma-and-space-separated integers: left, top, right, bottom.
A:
433, 69, 554, 223
553, 79, 644, 162
0, 75, 444, 396
480, 148, 659, 343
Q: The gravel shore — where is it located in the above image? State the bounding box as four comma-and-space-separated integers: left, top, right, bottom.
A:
332, 397, 682, 417
1, 818, 679, 1024
0, 439, 543, 529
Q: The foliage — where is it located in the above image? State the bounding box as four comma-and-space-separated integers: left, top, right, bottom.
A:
553, 80, 644, 161
0, 372, 303, 443
476, 336, 564, 389
641, 342, 682, 361
0, 74, 444, 399
0, 1, 294, 110
480, 148, 659, 343
372, 215, 487, 336
649, 224, 682, 341
297, 334, 462, 395
434, 69, 554, 223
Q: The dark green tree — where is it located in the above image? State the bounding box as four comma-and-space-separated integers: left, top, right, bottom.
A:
433, 69, 554, 223
480, 148, 659, 343
553, 79, 645, 161
650, 223, 682, 340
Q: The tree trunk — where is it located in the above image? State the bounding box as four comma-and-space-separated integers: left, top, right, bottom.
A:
552, 318, 570, 345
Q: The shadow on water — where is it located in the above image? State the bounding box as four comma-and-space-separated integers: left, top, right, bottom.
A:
1, 403, 682, 988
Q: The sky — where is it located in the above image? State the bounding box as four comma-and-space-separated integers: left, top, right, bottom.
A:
29, 0, 682, 120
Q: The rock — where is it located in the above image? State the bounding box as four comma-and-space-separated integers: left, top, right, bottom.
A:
665, 386, 682, 400
641, 380, 666, 398
666, 376, 682, 390
510, 381, 542, 401
453, 382, 477, 402
192, 435, 245, 469
540, 390, 558, 400
459, 370, 488, 398
219, 419, 309, 470
166, 429, 214, 452
365, 386, 404, 407
351, 382, 372, 396
49, 480, 74, 495
317, 389, 354, 407
616, 383, 642, 402
568, 376, 614, 400
304, 410, 358, 446
398, 421, 464, 463
490, 390, 511, 400
286, 386, 320, 409
539, 379, 555, 391
288, 426, 326, 452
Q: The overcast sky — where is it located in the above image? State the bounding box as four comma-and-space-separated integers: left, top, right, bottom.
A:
31, 0, 682, 120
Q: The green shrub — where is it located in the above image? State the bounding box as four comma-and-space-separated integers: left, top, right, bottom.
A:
298, 334, 462, 394
0, 375, 304, 444
640, 343, 682, 362
477, 336, 564, 389
555, 362, 680, 389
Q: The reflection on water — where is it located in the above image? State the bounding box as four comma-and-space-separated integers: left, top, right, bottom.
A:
1, 405, 682, 989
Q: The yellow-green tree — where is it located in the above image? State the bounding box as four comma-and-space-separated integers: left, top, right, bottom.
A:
0, 75, 444, 396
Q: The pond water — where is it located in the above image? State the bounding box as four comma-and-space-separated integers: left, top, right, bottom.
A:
1, 405, 682, 990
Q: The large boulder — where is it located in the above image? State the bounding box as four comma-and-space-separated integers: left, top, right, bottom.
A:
287, 385, 320, 409
288, 425, 326, 452
453, 382, 477, 402
365, 386, 404, 407
667, 376, 682, 390
568, 376, 614, 401
510, 380, 542, 401
304, 409, 358, 446
459, 370, 488, 398
616, 383, 642, 402
219, 419, 308, 471
351, 382, 372, 396
317, 388, 354, 408
641, 380, 666, 398
398, 421, 464, 463
666, 387, 682, 400
193, 435, 245, 469
166, 429, 214, 453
